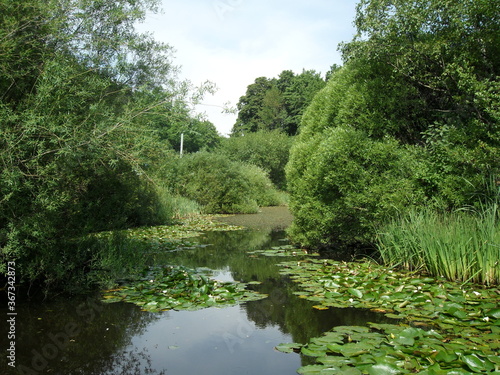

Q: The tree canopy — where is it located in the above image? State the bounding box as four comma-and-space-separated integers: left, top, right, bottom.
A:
0, 0, 212, 293
287, 0, 500, 248
231, 69, 326, 136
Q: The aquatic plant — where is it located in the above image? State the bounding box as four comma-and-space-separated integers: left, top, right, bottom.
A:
102, 265, 266, 312
376, 205, 500, 285
247, 245, 319, 258
277, 259, 500, 374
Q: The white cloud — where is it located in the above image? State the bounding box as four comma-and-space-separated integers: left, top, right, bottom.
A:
138, 0, 358, 136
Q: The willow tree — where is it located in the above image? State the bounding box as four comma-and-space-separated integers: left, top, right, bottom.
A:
0, 0, 191, 293
287, 0, 500, 249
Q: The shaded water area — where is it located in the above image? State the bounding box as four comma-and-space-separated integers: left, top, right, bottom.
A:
1, 207, 393, 375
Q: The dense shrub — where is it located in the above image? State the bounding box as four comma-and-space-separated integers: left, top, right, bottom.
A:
287, 0, 500, 249
216, 130, 294, 190
168, 152, 284, 214
0, 0, 184, 295
287, 126, 425, 248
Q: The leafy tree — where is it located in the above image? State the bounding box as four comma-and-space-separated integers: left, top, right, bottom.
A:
280, 70, 326, 135
0, 0, 195, 294
325, 64, 342, 81
231, 70, 326, 136
162, 117, 221, 153
345, 0, 500, 204
287, 126, 424, 248
345, 0, 500, 139
257, 86, 287, 131
167, 152, 284, 214
216, 130, 294, 189
232, 77, 275, 135
287, 0, 500, 248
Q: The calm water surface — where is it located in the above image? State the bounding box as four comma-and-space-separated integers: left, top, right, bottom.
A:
1, 221, 391, 374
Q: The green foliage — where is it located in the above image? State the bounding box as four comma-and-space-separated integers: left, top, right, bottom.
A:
102, 265, 266, 312
231, 70, 326, 136
167, 152, 285, 214
287, 0, 500, 249
216, 130, 294, 189
163, 117, 221, 153
232, 77, 275, 134
146, 98, 221, 153
287, 126, 424, 248
279, 258, 500, 373
377, 205, 500, 285
0, 0, 203, 295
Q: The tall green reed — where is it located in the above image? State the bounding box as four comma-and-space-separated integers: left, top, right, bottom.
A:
376, 205, 500, 285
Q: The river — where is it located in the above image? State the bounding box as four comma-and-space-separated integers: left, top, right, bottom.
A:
1, 207, 391, 375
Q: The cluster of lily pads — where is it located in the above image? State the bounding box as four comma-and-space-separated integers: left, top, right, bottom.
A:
102, 265, 266, 312
277, 259, 500, 374
122, 216, 244, 251
247, 244, 320, 258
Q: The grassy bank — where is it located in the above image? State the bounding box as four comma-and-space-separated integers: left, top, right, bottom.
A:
376, 205, 500, 286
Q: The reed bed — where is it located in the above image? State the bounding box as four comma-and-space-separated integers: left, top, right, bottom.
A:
376, 204, 500, 286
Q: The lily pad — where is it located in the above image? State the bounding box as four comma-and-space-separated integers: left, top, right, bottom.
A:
278, 258, 500, 375
247, 245, 319, 258
102, 265, 266, 312
275, 343, 303, 354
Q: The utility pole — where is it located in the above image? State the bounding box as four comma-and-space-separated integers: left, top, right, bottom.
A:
180, 132, 184, 158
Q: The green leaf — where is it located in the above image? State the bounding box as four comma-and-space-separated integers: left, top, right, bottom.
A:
302, 346, 327, 357
462, 353, 495, 373
275, 343, 302, 354
297, 365, 333, 374
348, 288, 363, 299
367, 363, 404, 375
487, 308, 500, 319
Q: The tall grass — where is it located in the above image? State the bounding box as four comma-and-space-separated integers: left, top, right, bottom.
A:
376, 205, 500, 286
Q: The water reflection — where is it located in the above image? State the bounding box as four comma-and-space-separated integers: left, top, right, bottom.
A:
129, 306, 302, 375
1, 228, 392, 375
0, 294, 163, 374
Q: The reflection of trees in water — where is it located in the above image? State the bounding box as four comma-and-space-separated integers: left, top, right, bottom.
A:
156, 229, 273, 271
135, 227, 394, 352
86, 347, 167, 375
242, 276, 396, 344
1, 295, 163, 375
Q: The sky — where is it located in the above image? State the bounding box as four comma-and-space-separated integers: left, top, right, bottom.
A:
137, 0, 359, 136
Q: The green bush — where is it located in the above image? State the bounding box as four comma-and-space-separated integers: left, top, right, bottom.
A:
286, 126, 425, 248
285, 0, 500, 260
216, 130, 294, 190
168, 152, 284, 214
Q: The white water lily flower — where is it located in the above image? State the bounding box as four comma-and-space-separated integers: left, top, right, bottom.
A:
483, 316, 490, 322
473, 291, 481, 297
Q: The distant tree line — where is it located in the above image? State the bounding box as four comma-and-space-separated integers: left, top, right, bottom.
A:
231, 69, 336, 136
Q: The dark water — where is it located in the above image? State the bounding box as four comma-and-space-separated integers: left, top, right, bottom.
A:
1, 228, 391, 375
